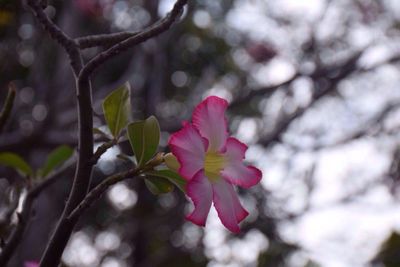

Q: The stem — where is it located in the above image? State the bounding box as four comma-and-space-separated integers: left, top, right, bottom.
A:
24, 1, 96, 266
39, 78, 94, 267
76, 31, 139, 49
26, 0, 80, 72
0, 193, 33, 266
79, 0, 188, 80
89, 139, 118, 165
68, 168, 140, 222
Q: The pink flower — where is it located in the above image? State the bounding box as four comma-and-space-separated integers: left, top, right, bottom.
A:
168, 96, 262, 233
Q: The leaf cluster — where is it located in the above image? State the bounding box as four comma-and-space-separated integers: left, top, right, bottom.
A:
102, 82, 186, 195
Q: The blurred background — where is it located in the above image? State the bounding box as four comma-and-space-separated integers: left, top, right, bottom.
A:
1, 0, 400, 266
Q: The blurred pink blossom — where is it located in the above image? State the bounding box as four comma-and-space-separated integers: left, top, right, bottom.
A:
24, 261, 39, 267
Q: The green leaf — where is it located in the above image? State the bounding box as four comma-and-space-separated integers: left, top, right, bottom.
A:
127, 116, 160, 166
102, 82, 131, 138
145, 170, 186, 193
0, 152, 33, 177
127, 120, 145, 164
37, 145, 74, 178
142, 116, 160, 164
144, 176, 174, 195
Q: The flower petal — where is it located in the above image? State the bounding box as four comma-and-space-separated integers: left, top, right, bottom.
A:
212, 179, 249, 233
192, 96, 229, 152
186, 170, 213, 226
169, 122, 207, 180
221, 137, 262, 188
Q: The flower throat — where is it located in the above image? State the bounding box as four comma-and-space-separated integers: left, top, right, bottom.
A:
204, 152, 225, 182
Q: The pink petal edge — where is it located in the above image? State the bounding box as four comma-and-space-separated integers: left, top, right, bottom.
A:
212, 179, 249, 233
185, 170, 213, 226
221, 137, 262, 188
224, 137, 248, 160
192, 96, 229, 152
169, 122, 207, 180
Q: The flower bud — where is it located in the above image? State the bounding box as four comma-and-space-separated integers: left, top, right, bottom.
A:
164, 153, 180, 172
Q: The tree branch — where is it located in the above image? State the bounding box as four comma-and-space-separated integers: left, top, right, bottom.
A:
0, 193, 33, 266
78, 0, 188, 80
25, 1, 95, 266
0, 84, 16, 134
258, 51, 400, 147
258, 51, 364, 146
30, 159, 76, 198
293, 101, 400, 151
39, 78, 93, 267
229, 73, 300, 109
89, 139, 118, 165
26, 0, 80, 73
68, 168, 140, 222
76, 31, 139, 49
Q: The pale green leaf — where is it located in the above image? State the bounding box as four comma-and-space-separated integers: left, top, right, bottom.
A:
38, 145, 74, 178
127, 120, 145, 164
0, 152, 33, 177
127, 116, 160, 166
145, 169, 186, 193
144, 176, 174, 195
141, 116, 160, 165
102, 82, 131, 138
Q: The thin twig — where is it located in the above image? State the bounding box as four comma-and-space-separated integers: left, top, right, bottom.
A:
68, 168, 140, 222
76, 31, 140, 49
78, 0, 188, 81
0, 193, 33, 266
89, 139, 118, 165
26, 0, 81, 73
259, 51, 363, 146
0, 83, 16, 134
289, 101, 400, 151
39, 78, 92, 267
258, 51, 400, 147
30, 159, 76, 198
230, 73, 300, 109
